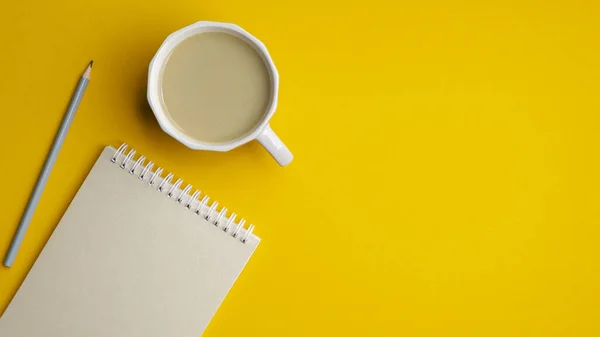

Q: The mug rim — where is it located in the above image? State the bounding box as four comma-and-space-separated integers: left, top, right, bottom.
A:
147, 21, 280, 152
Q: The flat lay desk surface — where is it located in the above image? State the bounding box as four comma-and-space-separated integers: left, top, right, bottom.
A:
0, 1, 599, 336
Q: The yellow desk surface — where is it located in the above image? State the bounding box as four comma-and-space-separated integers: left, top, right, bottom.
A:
1, 1, 599, 336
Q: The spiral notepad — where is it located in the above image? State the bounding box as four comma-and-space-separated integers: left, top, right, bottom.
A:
0, 144, 260, 337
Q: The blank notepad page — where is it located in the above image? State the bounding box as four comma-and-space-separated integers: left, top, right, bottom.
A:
0, 146, 260, 337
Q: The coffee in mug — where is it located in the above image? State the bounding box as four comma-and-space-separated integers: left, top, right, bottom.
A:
148, 21, 293, 166
160, 32, 272, 143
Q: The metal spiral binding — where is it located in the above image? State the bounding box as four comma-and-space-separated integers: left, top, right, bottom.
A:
110, 143, 255, 244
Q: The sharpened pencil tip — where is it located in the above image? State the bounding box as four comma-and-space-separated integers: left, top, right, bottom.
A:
83, 61, 93, 79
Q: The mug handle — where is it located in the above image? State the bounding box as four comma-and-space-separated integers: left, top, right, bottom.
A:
257, 124, 293, 166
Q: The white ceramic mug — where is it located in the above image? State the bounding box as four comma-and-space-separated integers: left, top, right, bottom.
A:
147, 21, 293, 166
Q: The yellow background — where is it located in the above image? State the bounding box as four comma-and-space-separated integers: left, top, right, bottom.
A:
1, 1, 599, 336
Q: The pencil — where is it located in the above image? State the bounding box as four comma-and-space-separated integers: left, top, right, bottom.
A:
3, 61, 93, 267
